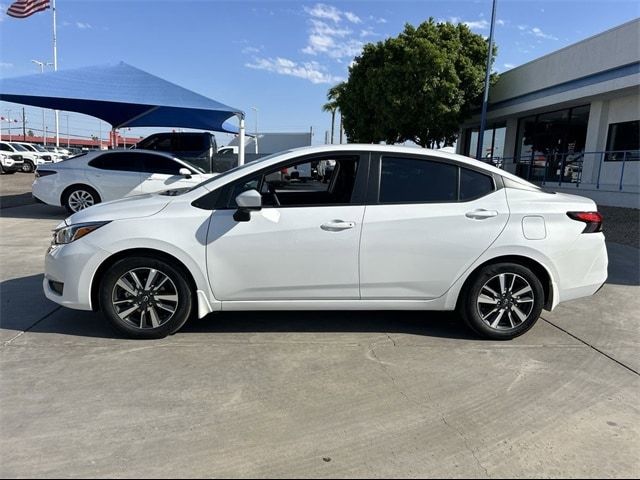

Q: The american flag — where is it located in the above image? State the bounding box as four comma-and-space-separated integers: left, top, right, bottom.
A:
6, 0, 50, 19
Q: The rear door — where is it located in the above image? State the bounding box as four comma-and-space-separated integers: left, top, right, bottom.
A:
138, 153, 203, 193
85, 152, 144, 201
359, 154, 509, 299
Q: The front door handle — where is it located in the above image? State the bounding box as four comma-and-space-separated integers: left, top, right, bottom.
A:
321, 220, 356, 232
465, 209, 499, 220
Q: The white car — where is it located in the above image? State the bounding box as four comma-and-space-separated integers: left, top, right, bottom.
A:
13, 142, 55, 167
0, 141, 41, 173
32, 149, 215, 213
0, 152, 24, 174
43, 145, 608, 340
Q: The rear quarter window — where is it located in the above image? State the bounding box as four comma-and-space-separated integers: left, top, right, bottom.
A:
459, 168, 495, 200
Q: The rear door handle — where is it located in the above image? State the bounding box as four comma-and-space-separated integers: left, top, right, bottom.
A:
465, 209, 499, 220
321, 220, 356, 231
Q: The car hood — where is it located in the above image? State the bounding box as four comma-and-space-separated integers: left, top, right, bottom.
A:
65, 194, 172, 225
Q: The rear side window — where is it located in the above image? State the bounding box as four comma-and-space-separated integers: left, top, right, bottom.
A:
460, 168, 494, 200
89, 152, 141, 172
379, 157, 457, 203
138, 153, 183, 175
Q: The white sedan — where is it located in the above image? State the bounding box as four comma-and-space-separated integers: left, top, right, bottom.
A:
43, 145, 608, 340
32, 149, 215, 213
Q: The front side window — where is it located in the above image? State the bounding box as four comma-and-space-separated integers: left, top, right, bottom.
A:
379, 157, 457, 203
227, 155, 360, 208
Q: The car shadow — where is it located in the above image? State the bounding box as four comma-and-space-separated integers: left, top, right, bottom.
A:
605, 242, 640, 286
0, 202, 67, 220
0, 274, 474, 341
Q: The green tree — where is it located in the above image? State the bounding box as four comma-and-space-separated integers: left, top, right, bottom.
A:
322, 83, 345, 144
335, 19, 496, 148
27, 129, 34, 137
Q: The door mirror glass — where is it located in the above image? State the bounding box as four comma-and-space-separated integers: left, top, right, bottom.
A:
179, 167, 192, 178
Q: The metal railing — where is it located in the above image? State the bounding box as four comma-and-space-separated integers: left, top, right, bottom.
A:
482, 150, 639, 191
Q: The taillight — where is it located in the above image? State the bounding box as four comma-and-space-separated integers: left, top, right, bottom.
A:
35, 170, 57, 178
567, 211, 603, 233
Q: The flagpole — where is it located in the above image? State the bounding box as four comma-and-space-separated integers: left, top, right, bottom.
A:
52, 0, 59, 147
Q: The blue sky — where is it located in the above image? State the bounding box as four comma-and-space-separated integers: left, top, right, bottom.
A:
1, 0, 638, 145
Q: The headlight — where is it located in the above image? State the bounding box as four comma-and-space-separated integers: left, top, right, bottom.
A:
52, 221, 110, 245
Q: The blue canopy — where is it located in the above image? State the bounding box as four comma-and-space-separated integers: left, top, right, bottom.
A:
0, 62, 242, 133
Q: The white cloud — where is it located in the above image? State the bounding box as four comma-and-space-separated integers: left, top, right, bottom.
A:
0, 62, 13, 69
503, 63, 515, 69
241, 46, 262, 55
302, 18, 363, 59
496, 19, 506, 26
304, 3, 341, 23
518, 24, 558, 41
531, 26, 558, 40
360, 28, 377, 38
245, 57, 343, 84
76, 22, 92, 29
464, 19, 490, 30
344, 11, 362, 24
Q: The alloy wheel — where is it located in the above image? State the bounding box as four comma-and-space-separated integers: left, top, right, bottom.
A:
111, 268, 179, 330
67, 190, 95, 212
476, 273, 535, 330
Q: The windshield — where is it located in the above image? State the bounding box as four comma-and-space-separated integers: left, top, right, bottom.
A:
10, 143, 28, 151
176, 157, 206, 174
33, 144, 48, 152
187, 150, 292, 192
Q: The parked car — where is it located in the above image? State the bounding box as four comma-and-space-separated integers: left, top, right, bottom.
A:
32, 149, 215, 213
43, 145, 607, 340
13, 142, 55, 165
0, 152, 24, 174
0, 142, 41, 173
135, 132, 218, 173
44, 146, 70, 160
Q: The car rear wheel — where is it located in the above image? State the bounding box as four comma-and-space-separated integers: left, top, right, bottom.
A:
99, 257, 193, 339
21, 160, 34, 173
63, 185, 101, 213
459, 262, 544, 340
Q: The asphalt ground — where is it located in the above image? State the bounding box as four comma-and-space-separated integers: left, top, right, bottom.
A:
1, 173, 639, 478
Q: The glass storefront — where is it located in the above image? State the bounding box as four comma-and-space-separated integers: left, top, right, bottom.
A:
464, 124, 506, 165
515, 105, 590, 182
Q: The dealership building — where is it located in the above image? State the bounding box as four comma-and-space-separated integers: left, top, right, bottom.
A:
457, 19, 639, 208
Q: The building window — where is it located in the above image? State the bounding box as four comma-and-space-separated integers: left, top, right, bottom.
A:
514, 105, 590, 181
605, 120, 640, 162
464, 124, 506, 161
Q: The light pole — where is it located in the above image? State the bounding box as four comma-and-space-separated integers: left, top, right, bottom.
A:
251, 107, 259, 154
65, 114, 70, 148
476, 0, 498, 162
32, 60, 53, 145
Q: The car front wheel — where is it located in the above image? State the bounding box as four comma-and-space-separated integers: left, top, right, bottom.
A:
459, 263, 544, 340
99, 257, 193, 339
21, 160, 34, 173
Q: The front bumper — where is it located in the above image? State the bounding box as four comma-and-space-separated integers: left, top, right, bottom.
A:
44, 240, 112, 311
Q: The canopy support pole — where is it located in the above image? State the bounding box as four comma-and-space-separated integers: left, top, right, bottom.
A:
237, 113, 245, 166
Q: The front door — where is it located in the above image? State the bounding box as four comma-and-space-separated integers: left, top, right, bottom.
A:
85, 152, 143, 201
206, 153, 368, 301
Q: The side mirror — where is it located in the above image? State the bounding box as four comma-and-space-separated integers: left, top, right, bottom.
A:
233, 189, 262, 222
179, 167, 192, 178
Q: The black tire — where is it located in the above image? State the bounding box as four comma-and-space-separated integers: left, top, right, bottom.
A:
21, 160, 34, 173
99, 256, 193, 339
458, 262, 544, 340
62, 185, 101, 214
4, 170, 16, 174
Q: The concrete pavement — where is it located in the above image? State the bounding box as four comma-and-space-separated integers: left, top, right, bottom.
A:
1, 197, 638, 477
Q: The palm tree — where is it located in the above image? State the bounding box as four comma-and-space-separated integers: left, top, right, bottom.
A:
322, 82, 345, 144
322, 99, 337, 144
